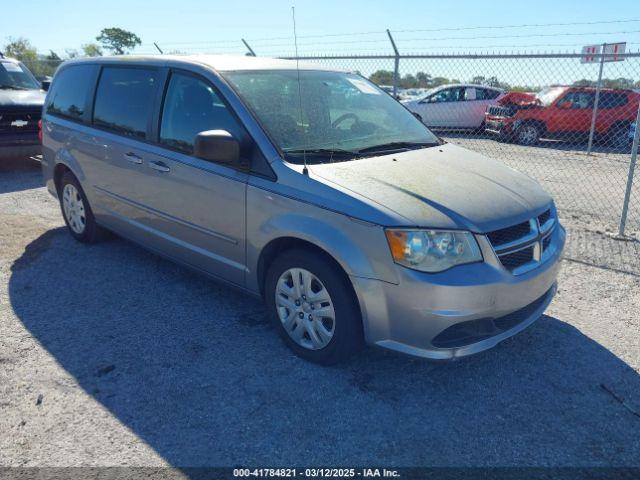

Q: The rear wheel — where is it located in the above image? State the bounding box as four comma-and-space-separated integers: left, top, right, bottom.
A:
265, 249, 363, 364
59, 171, 104, 243
516, 123, 540, 145
606, 123, 631, 150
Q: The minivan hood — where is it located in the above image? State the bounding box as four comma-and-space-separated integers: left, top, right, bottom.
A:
0, 89, 46, 108
309, 143, 552, 232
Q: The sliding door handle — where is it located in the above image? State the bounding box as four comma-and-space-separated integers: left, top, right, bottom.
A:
123, 152, 143, 164
148, 161, 170, 173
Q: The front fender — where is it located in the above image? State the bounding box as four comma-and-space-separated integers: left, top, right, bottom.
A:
246, 185, 399, 293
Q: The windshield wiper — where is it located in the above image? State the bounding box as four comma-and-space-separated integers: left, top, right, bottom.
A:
356, 141, 442, 155
283, 148, 358, 158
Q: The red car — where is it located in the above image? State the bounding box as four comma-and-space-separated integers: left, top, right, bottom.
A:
484, 86, 640, 146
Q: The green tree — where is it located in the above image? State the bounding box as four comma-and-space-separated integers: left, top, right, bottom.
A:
368, 69, 395, 86
46, 50, 61, 61
82, 43, 103, 57
96, 27, 141, 55
400, 73, 418, 89
3, 37, 38, 64
415, 71, 432, 88
431, 77, 450, 87
65, 49, 79, 59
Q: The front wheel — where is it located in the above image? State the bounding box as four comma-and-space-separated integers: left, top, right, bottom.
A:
515, 123, 540, 145
265, 249, 363, 364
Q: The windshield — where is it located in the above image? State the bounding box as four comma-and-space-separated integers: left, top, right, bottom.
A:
223, 70, 440, 163
0, 61, 40, 90
535, 86, 565, 107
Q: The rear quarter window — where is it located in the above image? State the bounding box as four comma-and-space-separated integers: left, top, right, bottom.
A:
46, 65, 98, 121
599, 92, 628, 109
93, 67, 160, 139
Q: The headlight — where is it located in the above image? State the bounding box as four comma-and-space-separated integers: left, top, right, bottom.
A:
385, 229, 482, 273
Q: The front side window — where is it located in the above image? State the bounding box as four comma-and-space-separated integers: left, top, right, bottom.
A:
0, 61, 40, 90
428, 87, 464, 103
160, 72, 243, 154
46, 65, 97, 120
93, 67, 160, 139
223, 70, 439, 163
476, 88, 501, 100
558, 91, 595, 109
536, 86, 566, 107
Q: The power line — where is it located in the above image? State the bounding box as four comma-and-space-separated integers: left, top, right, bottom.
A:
139, 18, 640, 48
245, 18, 640, 41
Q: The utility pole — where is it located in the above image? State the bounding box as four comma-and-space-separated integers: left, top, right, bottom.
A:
242, 39, 256, 57
587, 43, 606, 154
387, 29, 400, 98
618, 102, 640, 236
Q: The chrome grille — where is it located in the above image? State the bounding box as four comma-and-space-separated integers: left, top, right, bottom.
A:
487, 105, 515, 117
538, 209, 551, 228
486, 207, 556, 274
486, 221, 531, 247
499, 246, 534, 271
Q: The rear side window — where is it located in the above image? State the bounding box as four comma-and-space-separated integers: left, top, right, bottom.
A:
46, 65, 97, 121
477, 88, 501, 100
599, 92, 628, 109
93, 67, 160, 139
159, 72, 244, 155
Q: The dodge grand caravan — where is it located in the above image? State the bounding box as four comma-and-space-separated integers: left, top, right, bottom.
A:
42, 55, 565, 364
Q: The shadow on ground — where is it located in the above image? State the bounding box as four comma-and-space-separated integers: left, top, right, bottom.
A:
0, 169, 44, 194
8, 229, 640, 467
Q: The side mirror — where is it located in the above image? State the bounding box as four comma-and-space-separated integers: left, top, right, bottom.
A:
194, 130, 240, 165
41, 80, 51, 91
557, 101, 572, 109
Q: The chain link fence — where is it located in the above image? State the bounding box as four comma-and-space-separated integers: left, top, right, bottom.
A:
286, 52, 640, 274
22, 51, 640, 274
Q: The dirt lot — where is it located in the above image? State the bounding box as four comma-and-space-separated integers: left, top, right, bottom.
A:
1, 166, 639, 469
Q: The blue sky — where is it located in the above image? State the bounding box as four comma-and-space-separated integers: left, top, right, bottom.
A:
3, 0, 640, 56
2, 0, 639, 86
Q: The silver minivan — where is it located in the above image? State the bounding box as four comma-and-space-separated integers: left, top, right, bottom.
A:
41, 55, 565, 364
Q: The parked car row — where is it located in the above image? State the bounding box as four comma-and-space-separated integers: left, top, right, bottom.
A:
396, 81, 639, 149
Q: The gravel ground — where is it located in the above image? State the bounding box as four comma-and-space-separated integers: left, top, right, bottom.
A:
1, 167, 639, 469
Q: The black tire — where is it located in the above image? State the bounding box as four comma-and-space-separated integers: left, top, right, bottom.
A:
58, 171, 104, 243
515, 123, 541, 146
605, 123, 631, 151
265, 249, 363, 365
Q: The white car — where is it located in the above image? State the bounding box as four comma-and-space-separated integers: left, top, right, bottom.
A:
402, 84, 504, 129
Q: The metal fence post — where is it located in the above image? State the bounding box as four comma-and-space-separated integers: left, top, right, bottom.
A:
386, 29, 399, 97
242, 39, 256, 56
587, 45, 606, 154
618, 102, 640, 236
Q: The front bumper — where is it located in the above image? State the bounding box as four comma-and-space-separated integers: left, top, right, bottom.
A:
351, 223, 566, 360
484, 117, 515, 136
0, 133, 41, 159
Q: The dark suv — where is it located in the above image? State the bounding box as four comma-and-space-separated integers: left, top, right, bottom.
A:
0, 55, 46, 161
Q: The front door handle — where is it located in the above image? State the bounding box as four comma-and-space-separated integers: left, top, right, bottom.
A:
124, 152, 143, 164
148, 160, 170, 173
